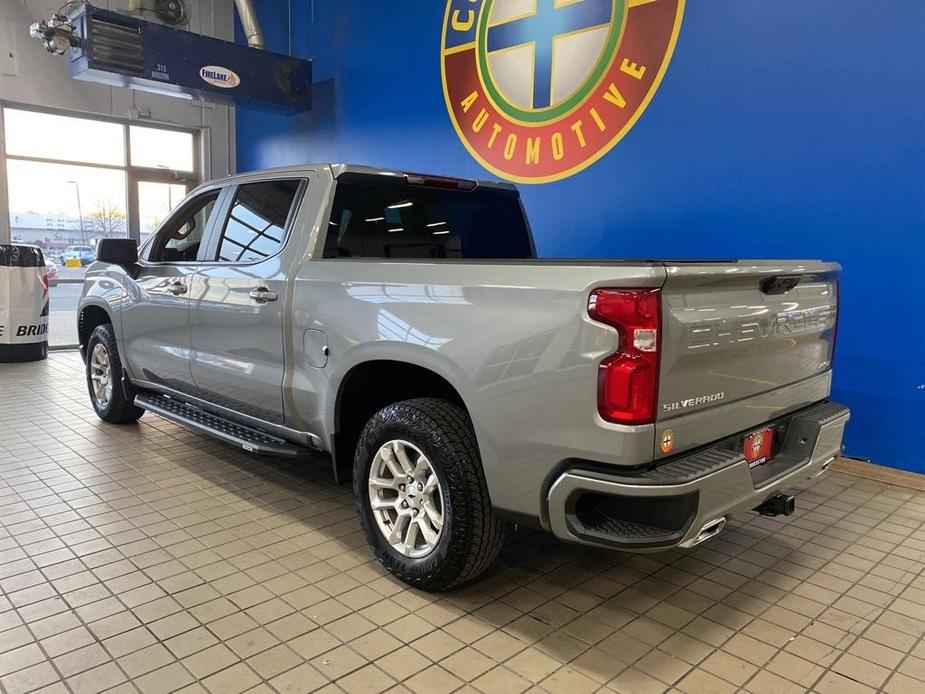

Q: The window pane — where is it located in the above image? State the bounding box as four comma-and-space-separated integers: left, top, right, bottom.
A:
150, 191, 219, 263
130, 126, 194, 171
3, 108, 125, 166
6, 160, 126, 348
323, 181, 533, 260
7, 160, 127, 257
216, 180, 302, 262
138, 182, 189, 246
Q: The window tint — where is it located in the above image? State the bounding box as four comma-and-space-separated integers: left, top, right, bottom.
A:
215, 180, 302, 262
323, 181, 533, 259
149, 191, 219, 262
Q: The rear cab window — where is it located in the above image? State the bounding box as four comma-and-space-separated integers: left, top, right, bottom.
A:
323, 178, 534, 259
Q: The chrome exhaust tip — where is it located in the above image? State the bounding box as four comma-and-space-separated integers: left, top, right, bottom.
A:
812, 456, 835, 479
680, 517, 726, 549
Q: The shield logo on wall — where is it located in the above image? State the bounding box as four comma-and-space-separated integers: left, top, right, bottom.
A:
441, 0, 685, 183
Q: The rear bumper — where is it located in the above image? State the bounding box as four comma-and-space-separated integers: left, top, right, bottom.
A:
546, 401, 850, 551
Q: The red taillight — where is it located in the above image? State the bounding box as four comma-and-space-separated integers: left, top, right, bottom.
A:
588, 288, 661, 425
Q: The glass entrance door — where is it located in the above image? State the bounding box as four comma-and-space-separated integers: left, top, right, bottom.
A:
137, 181, 191, 247
1, 106, 200, 347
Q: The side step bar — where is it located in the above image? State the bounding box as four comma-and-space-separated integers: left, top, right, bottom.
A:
134, 392, 304, 457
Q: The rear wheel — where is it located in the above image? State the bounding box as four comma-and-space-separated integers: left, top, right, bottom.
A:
85, 324, 144, 424
354, 398, 504, 591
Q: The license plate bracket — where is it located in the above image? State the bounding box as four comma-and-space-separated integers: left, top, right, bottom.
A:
743, 427, 774, 468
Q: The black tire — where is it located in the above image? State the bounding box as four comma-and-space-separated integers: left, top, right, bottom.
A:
85, 324, 144, 424
354, 398, 504, 591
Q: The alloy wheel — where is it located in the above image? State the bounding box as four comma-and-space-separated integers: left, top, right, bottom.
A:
367, 439, 445, 558
89, 343, 113, 409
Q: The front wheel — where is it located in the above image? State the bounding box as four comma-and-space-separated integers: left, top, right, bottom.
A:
85, 324, 144, 424
354, 398, 504, 591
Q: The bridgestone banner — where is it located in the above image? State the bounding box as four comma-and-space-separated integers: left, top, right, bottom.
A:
0, 244, 49, 362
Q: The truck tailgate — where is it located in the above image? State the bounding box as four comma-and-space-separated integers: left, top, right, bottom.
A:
657, 261, 839, 452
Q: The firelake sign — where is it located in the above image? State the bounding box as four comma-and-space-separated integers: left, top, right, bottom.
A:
441, 0, 684, 183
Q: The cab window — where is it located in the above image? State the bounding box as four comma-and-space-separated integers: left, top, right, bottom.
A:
213, 180, 303, 263
148, 190, 219, 262
323, 180, 533, 259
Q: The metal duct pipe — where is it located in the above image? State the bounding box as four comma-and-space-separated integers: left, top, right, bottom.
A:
234, 0, 265, 50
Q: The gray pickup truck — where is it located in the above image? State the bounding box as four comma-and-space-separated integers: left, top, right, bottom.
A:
77, 164, 849, 590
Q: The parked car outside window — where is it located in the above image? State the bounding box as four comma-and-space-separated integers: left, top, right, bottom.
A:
63, 245, 95, 267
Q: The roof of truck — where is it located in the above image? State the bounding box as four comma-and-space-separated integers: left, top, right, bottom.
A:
208, 164, 519, 193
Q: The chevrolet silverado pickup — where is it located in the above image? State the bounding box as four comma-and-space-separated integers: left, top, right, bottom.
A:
77, 164, 849, 590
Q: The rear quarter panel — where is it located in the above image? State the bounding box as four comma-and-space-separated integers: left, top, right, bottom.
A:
287, 259, 667, 519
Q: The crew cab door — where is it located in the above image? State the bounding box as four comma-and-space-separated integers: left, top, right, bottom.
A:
121, 188, 224, 393
188, 178, 306, 424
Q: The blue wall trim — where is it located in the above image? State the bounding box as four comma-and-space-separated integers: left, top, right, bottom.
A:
236, 1, 925, 473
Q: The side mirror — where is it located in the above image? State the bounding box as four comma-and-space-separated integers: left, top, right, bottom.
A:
97, 238, 138, 266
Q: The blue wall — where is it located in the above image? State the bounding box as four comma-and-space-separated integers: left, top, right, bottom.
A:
236, 1, 925, 473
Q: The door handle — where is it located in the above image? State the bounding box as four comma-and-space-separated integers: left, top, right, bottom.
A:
249, 287, 278, 303
167, 281, 187, 295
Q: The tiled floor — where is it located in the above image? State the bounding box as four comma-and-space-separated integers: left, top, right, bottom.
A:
2, 353, 925, 694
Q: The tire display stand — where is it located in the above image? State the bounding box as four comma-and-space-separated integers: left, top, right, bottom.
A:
0, 244, 49, 362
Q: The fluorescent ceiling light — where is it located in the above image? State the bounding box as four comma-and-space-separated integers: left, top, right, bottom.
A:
387, 227, 404, 233
433, 230, 450, 235
426, 221, 446, 227
387, 201, 413, 209
364, 216, 385, 222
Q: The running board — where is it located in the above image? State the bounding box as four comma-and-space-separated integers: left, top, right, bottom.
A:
134, 392, 304, 457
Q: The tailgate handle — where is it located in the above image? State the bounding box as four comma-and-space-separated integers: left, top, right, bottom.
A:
760, 275, 802, 295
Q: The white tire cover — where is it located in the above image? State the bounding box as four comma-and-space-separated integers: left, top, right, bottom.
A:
0, 245, 48, 345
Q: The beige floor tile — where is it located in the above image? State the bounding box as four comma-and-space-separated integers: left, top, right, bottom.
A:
268, 662, 328, 694
118, 642, 175, 677
569, 646, 627, 683
247, 644, 303, 679
472, 665, 531, 694
675, 667, 739, 694
376, 648, 431, 682
743, 669, 804, 694
338, 663, 396, 694
201, 662, 261, 694
473, 630, 529, 662
404, 664, 464, 694
607, 666, 668, 694
182, 642, 239, 679
505, 647, 561, 683
66, 662, 127, 694
540, 665, 599, 693
3, 354, 925, 694
884, 671, 925, 694
635, 649, 692, 685
814, 670, 877, 694
310, 644, 367, 681
441, 647, 496, 682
